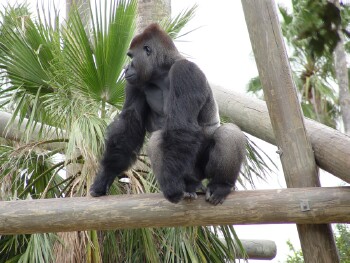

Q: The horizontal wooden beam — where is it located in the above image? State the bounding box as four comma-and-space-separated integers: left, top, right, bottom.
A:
1, 187, 349, 235
212, 85, 350, 184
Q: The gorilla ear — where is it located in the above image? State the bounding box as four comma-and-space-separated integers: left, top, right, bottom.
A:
143, 45, 152, 56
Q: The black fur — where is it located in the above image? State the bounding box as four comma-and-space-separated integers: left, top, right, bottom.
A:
90, 85, 148, 197
90, 24, 246, 204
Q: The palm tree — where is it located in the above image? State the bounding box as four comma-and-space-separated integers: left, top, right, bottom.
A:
137, 0, 171, 33
0, 1, 271, 262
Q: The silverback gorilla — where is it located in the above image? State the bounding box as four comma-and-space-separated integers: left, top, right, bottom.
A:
90, 24, 246, 205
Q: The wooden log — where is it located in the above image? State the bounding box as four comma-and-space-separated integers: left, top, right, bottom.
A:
239, 239, 277, 260
0, 187, 349, 235
219, 238, 277, 260
212, 85, 350, 184
241, 0, 339, 261
220, 238, 277, 260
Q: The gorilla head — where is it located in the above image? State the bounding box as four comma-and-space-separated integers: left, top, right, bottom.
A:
124, 23, 182, 84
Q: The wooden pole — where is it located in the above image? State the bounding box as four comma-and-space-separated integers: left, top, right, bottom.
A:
1, 187, 350, 235
241, 0, 339, 261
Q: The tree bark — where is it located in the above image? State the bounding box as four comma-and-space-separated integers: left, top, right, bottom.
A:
1, 187, 349, 235
334, 41, 350, 134
333, 0, 350, 134
241, 0, 339, 261
66, 0, 90, 24
136, 0, 171, 33
66, 0, 90, 38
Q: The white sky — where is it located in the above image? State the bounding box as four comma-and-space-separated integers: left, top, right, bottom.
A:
2, 0, 347, 262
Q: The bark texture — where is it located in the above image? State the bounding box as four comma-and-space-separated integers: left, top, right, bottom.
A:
136, 0, 171, 33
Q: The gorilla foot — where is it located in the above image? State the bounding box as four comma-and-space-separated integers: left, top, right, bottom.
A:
205, 184, 232, 205
90, 189, 105, 197
89, 182, 108, 197
163, 189, 184, 204
184, 192, 198, 200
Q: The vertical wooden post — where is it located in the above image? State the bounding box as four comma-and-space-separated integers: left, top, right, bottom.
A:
241, 0, 339, 262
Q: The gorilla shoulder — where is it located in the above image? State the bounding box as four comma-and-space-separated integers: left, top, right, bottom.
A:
169, 59, 209, 90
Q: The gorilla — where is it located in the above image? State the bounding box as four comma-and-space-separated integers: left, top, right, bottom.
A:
90, 23, 246, 205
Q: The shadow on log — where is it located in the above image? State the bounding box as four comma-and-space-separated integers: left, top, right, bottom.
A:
1, 187, 349, 235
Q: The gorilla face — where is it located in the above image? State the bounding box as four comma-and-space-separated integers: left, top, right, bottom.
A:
124, 43, 154, 84
124, 24, 180, 85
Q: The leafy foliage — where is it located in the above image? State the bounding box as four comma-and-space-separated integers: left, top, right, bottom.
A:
289, 0, 342, 59
247, 0, 350, 128
286, 240, 304, 263
285, 224, 350, 262
336, 224, 350, 262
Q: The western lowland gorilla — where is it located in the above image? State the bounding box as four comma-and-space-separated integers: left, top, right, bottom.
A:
90, 23, 246, 205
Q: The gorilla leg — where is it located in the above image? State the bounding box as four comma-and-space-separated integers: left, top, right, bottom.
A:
183, 168, 203, 200
147, 131, 163, 180
205, 123, 246, 205
147, 130, 204, 203
147, 131, 185, 202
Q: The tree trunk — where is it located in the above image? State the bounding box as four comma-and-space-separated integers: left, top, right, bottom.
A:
241, 0, 339, 261
136, 0, 171, 33
66, 0, 90, 22
333, 0, 350, 134
1, 187, 350, 235
66, 0, 90, 35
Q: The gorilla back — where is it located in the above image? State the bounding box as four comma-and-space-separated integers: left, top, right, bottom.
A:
90, 23, 246, 205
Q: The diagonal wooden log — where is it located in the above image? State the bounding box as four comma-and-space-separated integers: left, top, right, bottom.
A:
1, 187, 349, 235
212, 85, 350, 184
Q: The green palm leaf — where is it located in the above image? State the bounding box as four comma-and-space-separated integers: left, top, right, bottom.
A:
63, 0, 136, 106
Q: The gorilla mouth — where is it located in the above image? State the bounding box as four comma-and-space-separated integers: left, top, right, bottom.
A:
125, 74, 135, 79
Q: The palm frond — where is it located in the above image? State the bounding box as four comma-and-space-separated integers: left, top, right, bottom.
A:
160, 5, 198, 39
18, 233, 58, 263
239, 136, 277, 189
63, 0, 136, 106
0, 142, 65, 199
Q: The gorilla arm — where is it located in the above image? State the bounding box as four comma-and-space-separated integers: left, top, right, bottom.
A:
157, 59, 209, 203
90, 84, 148, 196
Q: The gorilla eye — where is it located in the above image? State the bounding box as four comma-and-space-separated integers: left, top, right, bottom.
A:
127, 51, 133, 58
143, 45, 152, 56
